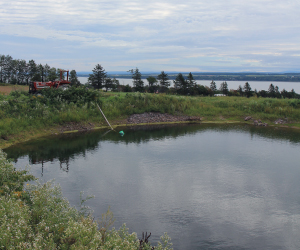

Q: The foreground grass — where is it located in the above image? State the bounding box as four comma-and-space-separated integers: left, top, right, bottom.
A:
1, 87, 300, 148
0, 150, 173, 249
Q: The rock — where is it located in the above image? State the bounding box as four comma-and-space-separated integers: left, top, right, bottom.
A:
274, 119, 286, 124
127, 112, 201, 124
244, 116, 252, 121
253, 119, 267, 126
187, 116, 201, 121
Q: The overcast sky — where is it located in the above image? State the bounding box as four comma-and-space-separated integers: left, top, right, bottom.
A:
1, 0, 300, 72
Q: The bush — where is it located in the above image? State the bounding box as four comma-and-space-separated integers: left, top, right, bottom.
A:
0, 150, 173, 249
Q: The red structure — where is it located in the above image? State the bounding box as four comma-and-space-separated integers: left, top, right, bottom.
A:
29, 69, 70, 93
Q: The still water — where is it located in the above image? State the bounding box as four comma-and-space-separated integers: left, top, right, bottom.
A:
4, 124, 300, 249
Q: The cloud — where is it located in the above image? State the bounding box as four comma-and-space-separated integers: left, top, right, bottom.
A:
1, 0, 300, 71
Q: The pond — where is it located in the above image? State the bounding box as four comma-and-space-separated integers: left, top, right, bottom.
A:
4, 124, 300, 250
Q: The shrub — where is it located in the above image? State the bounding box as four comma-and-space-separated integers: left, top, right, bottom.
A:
0, 150, 173, 249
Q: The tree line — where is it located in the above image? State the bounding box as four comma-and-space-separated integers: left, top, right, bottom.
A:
88, 65, 300, 99
0, 54, 80, 86
1, 55, 299, 99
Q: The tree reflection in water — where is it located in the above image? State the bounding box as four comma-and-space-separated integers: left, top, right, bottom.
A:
4, 123, 300, 176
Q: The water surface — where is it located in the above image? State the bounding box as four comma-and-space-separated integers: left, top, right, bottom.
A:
4, 124, 300, 250
78, 77, 300, 93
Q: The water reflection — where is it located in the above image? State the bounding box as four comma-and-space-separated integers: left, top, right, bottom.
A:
3, 124, 300, 250
5, 124, 300, 166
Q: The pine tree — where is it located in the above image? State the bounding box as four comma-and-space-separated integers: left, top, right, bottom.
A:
70, 70, 81, 86
128, 68, 144, 92
187, 72, 196, 94
219, 81, 228, 95
173, 73, 187, 94
210, 80, 217, 94
243, 82, 252, 98
268, 83, 275, 98
88, 64, 107, 89
157, 71, 170, 92
238, 85, 243, 96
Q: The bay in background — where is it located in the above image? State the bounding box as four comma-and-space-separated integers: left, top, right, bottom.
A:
78, 77, 300, 93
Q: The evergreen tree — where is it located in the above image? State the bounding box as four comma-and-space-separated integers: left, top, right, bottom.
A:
157, 71, 170, 92
104, 77, 113, 91
88, 64, 107, 89
173, 73, 187, 95
0, 54, 4, 82
275, 86, 281, 98
281, 89, 288, 99
219, 81, 228, 95
38, 64, 45, 81
243, 82, 252, 98
48, 67, 57, 81
28, 60, 40, 82
16, 59, 27, 84
111, 78, 120, 92
2, 55, 13, 83
128, 68, 144, 92
238, 85, 243, 96
186, 72, 196, 94
210, 80, 217, 94
268, 83, 276, 98
70, 69, 81, 86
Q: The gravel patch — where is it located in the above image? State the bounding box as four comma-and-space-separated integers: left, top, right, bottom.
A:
127, 112, 201, 124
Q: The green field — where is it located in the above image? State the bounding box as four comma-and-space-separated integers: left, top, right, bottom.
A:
1, 87, 300, 148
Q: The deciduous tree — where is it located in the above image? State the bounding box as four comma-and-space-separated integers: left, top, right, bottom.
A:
146, 76, 157, 93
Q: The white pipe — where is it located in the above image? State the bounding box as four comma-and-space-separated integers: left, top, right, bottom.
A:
96, 103, 114, 130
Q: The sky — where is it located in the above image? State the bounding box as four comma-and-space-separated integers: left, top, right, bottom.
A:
1, 0, 300, 72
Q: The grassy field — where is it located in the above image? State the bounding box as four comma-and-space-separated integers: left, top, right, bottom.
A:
0, 85, 28, 95
1, 85, 300, 148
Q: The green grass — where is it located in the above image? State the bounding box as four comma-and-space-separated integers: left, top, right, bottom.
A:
1, 89, 300, 148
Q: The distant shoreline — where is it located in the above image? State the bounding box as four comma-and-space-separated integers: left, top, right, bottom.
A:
78, 73, 300, 82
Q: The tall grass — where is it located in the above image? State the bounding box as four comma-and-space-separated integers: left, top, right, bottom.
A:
1, 90, 300, 143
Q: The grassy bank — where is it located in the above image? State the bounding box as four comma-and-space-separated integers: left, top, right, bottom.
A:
1, 86, 300, 148
0, 150, 172, 249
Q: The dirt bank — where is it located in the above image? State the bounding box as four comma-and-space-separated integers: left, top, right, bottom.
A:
126, 112, 201, 124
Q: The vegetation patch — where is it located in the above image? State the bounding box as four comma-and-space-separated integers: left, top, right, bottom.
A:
0, 150, 173, 249
1, 88, 300, 148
